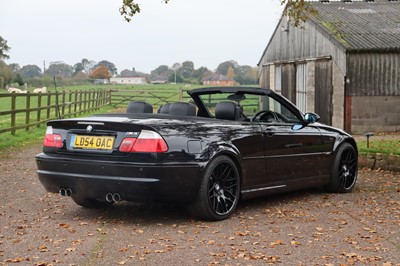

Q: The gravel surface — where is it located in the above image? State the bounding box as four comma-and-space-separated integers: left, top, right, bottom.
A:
1, 144, 399, 265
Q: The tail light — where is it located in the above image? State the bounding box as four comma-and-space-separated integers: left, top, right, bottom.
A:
119, 130, 168, 153
43, 126, 63, 148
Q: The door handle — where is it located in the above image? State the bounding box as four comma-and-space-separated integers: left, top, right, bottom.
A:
264, 127, 275, 137
285, 143, 303, 148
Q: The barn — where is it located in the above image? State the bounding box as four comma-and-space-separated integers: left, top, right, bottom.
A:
258, 0, 400, 133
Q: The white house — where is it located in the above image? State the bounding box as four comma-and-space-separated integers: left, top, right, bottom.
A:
110, 77, 147, 85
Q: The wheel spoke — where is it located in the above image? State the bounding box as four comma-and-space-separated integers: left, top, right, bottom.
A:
223, 190, 235, 201
207, 160, 239, 216
337, 148, 357, 190
219, 198, 227, 214
221, 166, 232, 181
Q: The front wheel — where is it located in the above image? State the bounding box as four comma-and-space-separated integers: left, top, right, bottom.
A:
188, 155, 240, 221
326, 143, 358, 193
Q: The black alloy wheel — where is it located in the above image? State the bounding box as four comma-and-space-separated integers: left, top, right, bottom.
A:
326, 143, 358, 193
188, 155, 240, 221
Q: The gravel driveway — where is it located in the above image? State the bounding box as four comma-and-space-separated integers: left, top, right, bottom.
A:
1, 144, 399, 265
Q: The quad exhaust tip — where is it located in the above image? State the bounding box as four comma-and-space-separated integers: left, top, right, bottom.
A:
105, 193, 122, 203
59, 188, 72, 197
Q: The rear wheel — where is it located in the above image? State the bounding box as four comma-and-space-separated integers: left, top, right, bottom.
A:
71, 194, 113, 208
326, 143, 358, 193
188, 155, 240, 221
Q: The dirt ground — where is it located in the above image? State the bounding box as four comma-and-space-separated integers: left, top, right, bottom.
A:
0, 143, 399, 265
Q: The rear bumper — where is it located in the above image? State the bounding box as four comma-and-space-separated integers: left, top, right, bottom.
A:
36, 153, 204, 203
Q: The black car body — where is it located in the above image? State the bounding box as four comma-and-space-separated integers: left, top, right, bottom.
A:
36, 87, 358, 220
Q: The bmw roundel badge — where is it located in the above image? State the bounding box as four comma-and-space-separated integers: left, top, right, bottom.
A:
86, 125, 93, 132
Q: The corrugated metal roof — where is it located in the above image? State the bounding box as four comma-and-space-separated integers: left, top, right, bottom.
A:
308, 0, 400, 51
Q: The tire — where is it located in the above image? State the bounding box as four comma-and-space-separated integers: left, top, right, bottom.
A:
326, 142, 358, 193
188, 155, 240, 221
71, 194, 113, 209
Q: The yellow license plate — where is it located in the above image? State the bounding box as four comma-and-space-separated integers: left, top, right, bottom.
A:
72, 135, 115, 150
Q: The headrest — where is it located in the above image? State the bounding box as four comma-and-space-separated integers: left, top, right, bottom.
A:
157, 103, 171, 114
169, 102, 196, 116
215, 101, 238, 120
126, 101, 153, 113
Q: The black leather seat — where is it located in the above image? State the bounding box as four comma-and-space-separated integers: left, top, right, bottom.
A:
168, 102, 197, 116
157, 103, 171, 114
215, 101, 240, 120
126, 101, 153, 113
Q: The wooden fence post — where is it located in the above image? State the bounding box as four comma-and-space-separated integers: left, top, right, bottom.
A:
79, 90, 83, 115
11, 94, 16, 135
68, 91, 72, 116
61, 90, 66, 117
46, 93, 51, 120
25, 93, 31, 131
74, 91, 78, 117
179, 88, 183, 102
37, 94, 42, 127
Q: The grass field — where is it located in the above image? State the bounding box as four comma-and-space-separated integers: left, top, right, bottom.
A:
357, 138, 400, 156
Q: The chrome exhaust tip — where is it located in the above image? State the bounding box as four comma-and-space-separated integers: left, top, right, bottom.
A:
105, 193, 114, 203
112, 193, 121, 202
59, 188, 66, 196
59, 188, 72, 197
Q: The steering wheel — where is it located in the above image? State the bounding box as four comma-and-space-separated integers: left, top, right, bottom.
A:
252, 110, 278, 123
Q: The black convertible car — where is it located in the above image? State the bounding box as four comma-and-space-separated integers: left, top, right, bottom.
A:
36, 86, 358, 221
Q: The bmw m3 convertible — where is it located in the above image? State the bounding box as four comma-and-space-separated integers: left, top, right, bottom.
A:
36, 86, 358, 221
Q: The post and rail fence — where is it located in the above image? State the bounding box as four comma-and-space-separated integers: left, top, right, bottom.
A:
109, 89, 187, 108
0, 89, 111, 135
0, 88, 189, 135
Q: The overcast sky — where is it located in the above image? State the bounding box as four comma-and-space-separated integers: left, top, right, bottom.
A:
1, 0, 284, 73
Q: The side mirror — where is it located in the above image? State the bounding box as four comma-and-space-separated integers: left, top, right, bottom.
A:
292, 112, 320, 131
292, 124, 303, 131
304, 112, 320, 124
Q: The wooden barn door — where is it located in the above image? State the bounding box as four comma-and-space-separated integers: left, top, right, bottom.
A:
281, 64, 296, 103
315, 60, 333, 125
295, 63, 307, 113
259, 65, 270, 90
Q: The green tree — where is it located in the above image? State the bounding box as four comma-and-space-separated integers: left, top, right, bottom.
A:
150, 65, 172, 80
45, 62, 73, 78
216, 60, 238, 76
74, 58, 92, 75
168, 72, 184, 83
12, 73, 24, 86
96, 60, 117, 76
73, 62, 84, 75
19, 64, 42, 78
179, 61, 194, 79
234, 65, 257, 85
191, 66, 212, 83
0, 60, 13, 89
8, 63, 20, 73
81, 58, 90, 72
0, 36, 11, 60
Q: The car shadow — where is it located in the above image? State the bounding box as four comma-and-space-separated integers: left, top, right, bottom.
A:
67, 187, 327, 225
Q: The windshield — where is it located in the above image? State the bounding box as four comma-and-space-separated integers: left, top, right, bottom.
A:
198, 92, 301, 124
